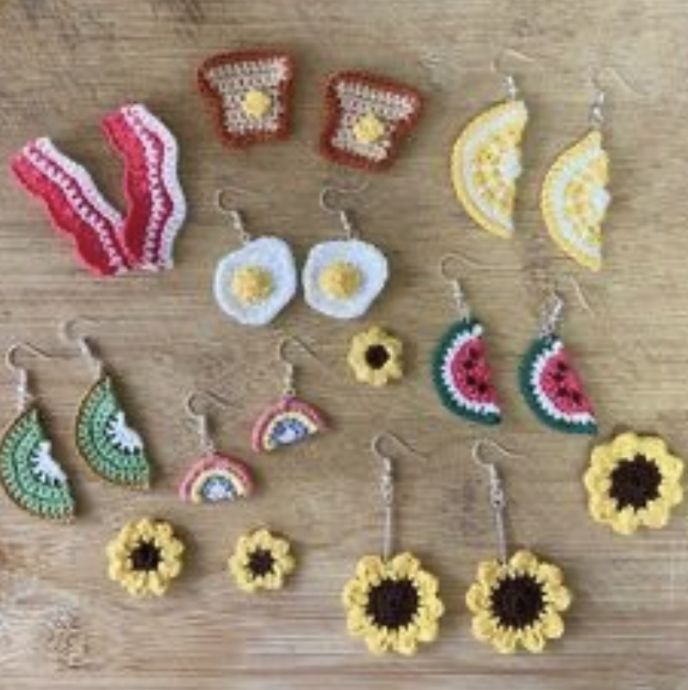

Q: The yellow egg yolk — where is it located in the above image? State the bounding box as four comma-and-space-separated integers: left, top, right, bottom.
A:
231, 265, 274, 304
241, 89, 272, 119
319, 261, 362, 299
352, 112, 386, 144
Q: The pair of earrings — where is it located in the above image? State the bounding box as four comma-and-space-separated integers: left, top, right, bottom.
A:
197, 50, 423, 171
177, 337, 326, 505
213, 187, 388, 326
342, 435, 571, 656
11, 104, 186, 277
450, 52, 612, 272
431, 254, 597, 434
0, 321, 151, 521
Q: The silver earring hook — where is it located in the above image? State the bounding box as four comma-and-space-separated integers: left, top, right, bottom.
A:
61, 317, 104, 379
588, 64, 643, 130
216, 188, 252, 244
276, 335, 320, 398
472, 439, 523, 563
370, 432, 426, 561
185, 390, 231, 454
439, 253, 472, 320
5, 341, 59, 412
319, 184, 368, 240
491, 47, 535, 100
539, 289, 565, 337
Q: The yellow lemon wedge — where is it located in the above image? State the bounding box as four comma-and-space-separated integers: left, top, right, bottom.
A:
541, 130, 610, 272
450, 100, 528, 239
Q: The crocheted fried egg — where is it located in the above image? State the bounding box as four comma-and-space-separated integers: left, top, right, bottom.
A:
213, 236, 297, 326
302, 239, 388, 319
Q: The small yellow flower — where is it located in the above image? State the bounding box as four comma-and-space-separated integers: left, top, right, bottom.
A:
348, 327, 403, 387
466, 550, 571, 654
584, 431, 684, 535
106, 518, 184, 597
228, 528, 295, 593
342, 552, 444, 656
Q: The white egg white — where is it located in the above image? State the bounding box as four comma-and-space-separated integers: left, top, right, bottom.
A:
213, 236, 297, 326
302, 239, 389, 319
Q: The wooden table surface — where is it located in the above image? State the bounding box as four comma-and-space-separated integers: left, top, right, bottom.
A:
1, 1, 688, 688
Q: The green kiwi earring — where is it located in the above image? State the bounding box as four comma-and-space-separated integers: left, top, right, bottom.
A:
63, 318, 152, 490
0, 341, 76, 521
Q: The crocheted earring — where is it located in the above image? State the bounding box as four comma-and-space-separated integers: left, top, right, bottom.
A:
302, 186, 388, 320
450, 49, 531, 239
320, 71, 423, 171
64, 319, 152, 490
0, 343, 75, 521
251, 336, 326, 452
342, 433, 444, 656
466, 440, 572, 654
431, 254, 501, 425
213, 189, 297, 327
178, 391, 254, 504
541, 73, 612, 271
518, 291, 597, 434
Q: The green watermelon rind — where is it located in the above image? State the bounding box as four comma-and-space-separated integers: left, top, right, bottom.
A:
518, 335, 598, 435
431, 318, 501, 426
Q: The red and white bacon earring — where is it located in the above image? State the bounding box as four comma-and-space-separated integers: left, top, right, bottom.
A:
197, 50, 295, 148
320, 71, 423, 171
10, 104, 186, 277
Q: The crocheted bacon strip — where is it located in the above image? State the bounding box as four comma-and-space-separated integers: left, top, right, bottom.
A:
197, 50, 294, 147
10, 138, 130, 276
320, 71, 423, 171
102, 104, 187, 270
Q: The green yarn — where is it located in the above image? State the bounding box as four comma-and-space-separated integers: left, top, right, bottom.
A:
75, 376, 151, 489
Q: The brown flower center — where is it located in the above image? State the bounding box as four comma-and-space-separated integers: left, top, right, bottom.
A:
248, 549, 275, 577
366, 578, 419, 629
130, 540, 161, 571
609, 454, 661, 510
490, 574, 545, 629
365, 345, 390, 370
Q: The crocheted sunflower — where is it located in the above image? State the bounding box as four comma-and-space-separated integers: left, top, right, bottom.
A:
466, 550, 572, 654
106, 518, 184, 597
342, 552, 444, 656
347, 327, 403, 387
584, 432, 684, 535
228, 528, 295, 593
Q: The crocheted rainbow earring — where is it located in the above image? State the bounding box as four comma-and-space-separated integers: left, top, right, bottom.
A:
431, 254, 501, 425
64, 319, 152, 490
320, 71, 423, 171
342, 433, 444, 656
197, 50, 295, 148
251, 337, 326, 453
302, 186, 388, 320
213, 190, 297, 327
518, 291, 597, 435
178, 391, 254, 504
450, 50, 530, 239
0, 343, 75, 521
541, 75, 611, 271
466, 440, 572, 654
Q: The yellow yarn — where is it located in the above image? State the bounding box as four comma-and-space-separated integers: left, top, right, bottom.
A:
352, 112, 386, 144
241, 89, 272, 119
231, 265, 274, 304
319, 261, 362, 299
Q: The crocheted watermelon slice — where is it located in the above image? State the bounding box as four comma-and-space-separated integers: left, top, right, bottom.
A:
432, 319, 501, 425
519, 334, 597, 434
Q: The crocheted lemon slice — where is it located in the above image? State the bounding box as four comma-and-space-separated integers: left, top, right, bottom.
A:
450, 100, 528, 239
541, 130, 610, 271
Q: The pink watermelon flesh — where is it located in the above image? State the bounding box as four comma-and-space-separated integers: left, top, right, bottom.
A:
539, 348, 594, 415
449, 337, 499, 405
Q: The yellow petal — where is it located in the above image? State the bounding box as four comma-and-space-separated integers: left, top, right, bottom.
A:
476, 559, 502, 587
394, 628, 419, 656
610, 506, 640, 535
466, 583, 490, 613
277, 553, 296, 576
414, 571, 439, 599
588, 495, 616, 522
147, 571, 167, 596
471, 611, 497, 641
492, 626, 517, 654
611, 432, 640, 460
389, 552, 420, 578
510, 550, 538, 574
657, 454, 684, 482
637, 436, 667, 462
536, 562, 563, 586
356, 555, 384, 582
521, 626, 546, 653
659, 481, 684, 506
583, 468, 611, 495
416, 619, 439, 643
346, 607, 369, 635
639, 500, 670, 529
342, 579, 368, 607
541, 611, 565, 638
546, 583, 572, 611
590, 444, 615, 471
365, 628, 390, 655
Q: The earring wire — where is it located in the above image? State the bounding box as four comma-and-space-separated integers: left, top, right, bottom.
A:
61, 317, 104, 380
185, 390, 231, 454
370, 432, 426, 560
216, 188, 252, 244
319, 184, 368, 240
491, 47, 536, 100
472, 439, 523, 562
5, 341, 63, 412
588, 64, 644, 129
276, 335, 320, 398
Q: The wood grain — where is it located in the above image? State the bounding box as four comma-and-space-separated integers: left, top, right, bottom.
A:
1, 0, 688, 688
